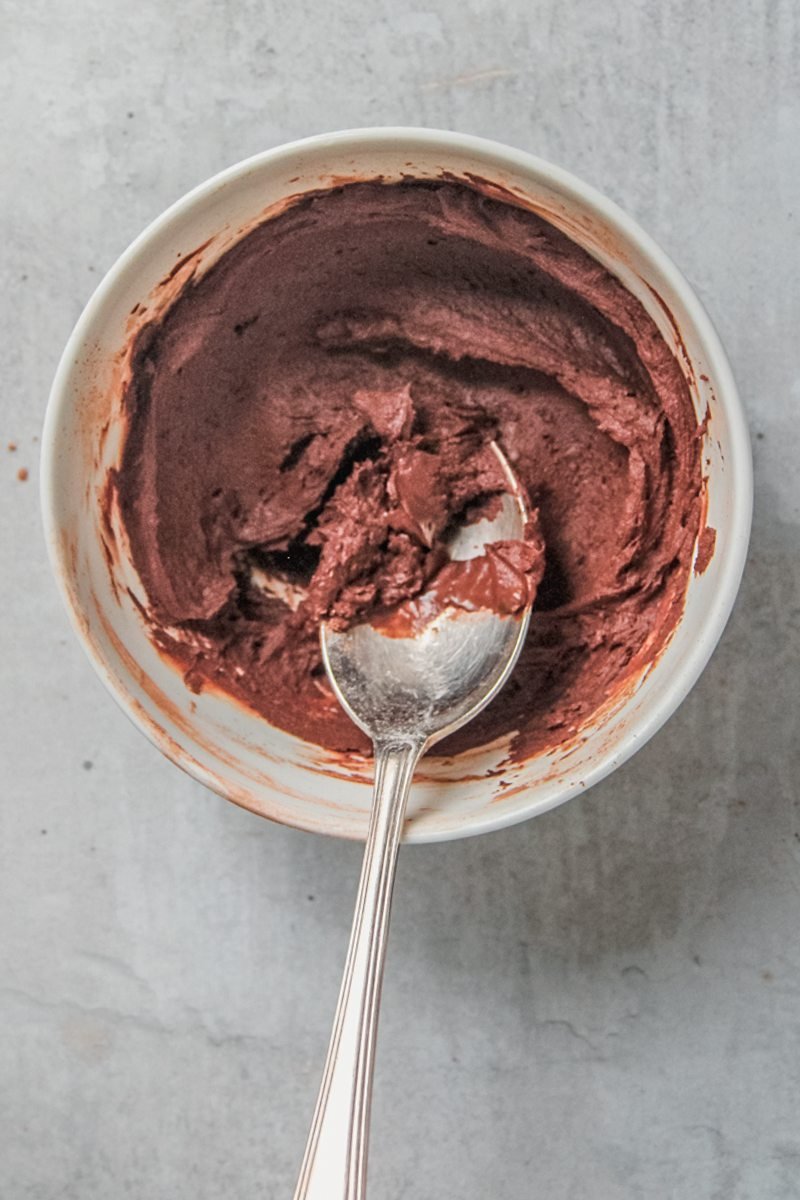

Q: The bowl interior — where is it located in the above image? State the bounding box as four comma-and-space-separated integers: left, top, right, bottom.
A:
43, 130, 751, 842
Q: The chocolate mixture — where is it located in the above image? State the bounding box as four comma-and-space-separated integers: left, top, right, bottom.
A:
116, 180, 703, 758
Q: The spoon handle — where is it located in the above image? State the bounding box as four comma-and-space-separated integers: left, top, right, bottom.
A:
292, 737, 424, 1200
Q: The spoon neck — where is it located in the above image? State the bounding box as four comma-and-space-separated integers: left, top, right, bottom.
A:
373, 733, 427, 759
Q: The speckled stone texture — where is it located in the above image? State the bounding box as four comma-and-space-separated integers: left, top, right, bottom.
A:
1, 1, 799, 1197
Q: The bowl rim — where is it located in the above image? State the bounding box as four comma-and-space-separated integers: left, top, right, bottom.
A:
41, 126, 753, 842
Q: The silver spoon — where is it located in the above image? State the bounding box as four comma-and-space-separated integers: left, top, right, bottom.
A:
293, 445, 531, 1200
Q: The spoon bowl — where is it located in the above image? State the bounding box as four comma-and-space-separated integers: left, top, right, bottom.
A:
322, 487, 530, 746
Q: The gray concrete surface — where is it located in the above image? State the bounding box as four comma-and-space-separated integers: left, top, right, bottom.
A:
2, 0, 799, 1196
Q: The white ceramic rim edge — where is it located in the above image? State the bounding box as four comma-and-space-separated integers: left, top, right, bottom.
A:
41, 127, 753, 842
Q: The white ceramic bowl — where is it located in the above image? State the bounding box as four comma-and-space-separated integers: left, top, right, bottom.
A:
41, 128, 752, 843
